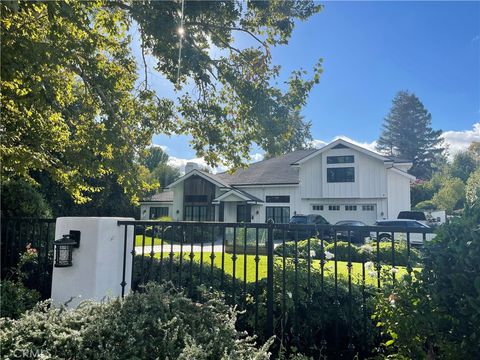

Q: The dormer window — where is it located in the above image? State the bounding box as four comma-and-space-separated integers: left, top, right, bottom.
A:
327, 155, 354, 164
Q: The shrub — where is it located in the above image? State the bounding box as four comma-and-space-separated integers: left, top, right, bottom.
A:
324, 241, 363, 263
132, 256, 380, 359
0, 284, 273, 359
372, 212, 480, 359
241, 261, 379, 359
0, 244, 41, 318
0, 280, 40, 319
274, 238, 329, 259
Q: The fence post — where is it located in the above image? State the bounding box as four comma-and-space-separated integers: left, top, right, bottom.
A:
266, 219, 275, 337
51, 217, 134, 308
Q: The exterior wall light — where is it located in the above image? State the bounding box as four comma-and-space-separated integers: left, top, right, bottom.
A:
54, 231, 81, 268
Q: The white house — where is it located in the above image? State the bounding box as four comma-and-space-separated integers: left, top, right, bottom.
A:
140, 139, 415, 225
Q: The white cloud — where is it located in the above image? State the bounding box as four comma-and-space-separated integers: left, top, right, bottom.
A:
150, 144, 169, 152
250, 153, 264, 162
442, 122, 480, 157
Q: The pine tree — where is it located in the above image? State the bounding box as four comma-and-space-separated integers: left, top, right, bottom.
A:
377, 91, 445, 179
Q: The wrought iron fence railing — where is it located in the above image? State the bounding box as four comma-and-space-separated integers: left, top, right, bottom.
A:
117, 220, 435, 357
1, 218, 56, 298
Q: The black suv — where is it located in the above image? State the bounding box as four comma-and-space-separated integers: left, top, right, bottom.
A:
287, 214, 331, 240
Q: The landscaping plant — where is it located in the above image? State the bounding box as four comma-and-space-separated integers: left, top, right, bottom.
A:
1, 284, 274, 359
372, 207, 480, 359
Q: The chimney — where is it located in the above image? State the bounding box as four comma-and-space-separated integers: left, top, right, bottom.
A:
185, 162, 200, 173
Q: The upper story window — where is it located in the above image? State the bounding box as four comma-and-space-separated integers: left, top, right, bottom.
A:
327, 167, 355, 183
327, 155, 354, 164
185, 195, 208, 202
266, 195, 290, 203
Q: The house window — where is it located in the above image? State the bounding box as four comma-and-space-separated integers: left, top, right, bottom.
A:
327, 155, 354, 164
184, 206, 214, 221
237, 205, 251, 223
312, 205, 324, 211
266, 206, 290, 224
328, 205, 340, 211
327, 167, 355, 183
149, 207, 169, 219
185, 195, 208, 202
266, 195, 290, 203
345, 205, 357, 211
362, 205, 375, 211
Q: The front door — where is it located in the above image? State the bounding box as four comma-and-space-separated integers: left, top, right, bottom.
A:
237, 204, 251, 223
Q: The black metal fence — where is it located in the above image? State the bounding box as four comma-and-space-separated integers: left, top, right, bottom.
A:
118, 220, 435, 358
1, 218, 56, 298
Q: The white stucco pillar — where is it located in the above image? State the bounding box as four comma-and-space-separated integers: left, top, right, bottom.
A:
51, 217, 134, 308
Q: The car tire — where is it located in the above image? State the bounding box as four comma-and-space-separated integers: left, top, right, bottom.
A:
379, 233, 391, 242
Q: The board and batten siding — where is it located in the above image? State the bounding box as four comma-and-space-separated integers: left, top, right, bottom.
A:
299, 147, 388, 199
386, 169, 411, 219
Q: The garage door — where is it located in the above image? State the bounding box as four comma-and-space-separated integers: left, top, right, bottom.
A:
314, 204, 378, 225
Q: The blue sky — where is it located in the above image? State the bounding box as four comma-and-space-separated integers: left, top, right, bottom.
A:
138, 1, 480, 169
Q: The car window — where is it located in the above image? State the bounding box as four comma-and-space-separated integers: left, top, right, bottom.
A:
290, 216, 307, 224
398, 211, 427, 221
315, 216, 328, 224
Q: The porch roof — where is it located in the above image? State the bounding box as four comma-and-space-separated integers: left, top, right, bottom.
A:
212, 188, 263, 205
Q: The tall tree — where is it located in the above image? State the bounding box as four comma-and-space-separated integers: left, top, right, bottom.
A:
141, 147, 170, 172
264, 110, 312, 158
1, 1, 322, 204
376, 91, 445, 179
140, 146, 180, 189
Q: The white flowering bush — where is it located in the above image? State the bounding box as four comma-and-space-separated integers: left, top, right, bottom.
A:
0, 284, 273, 359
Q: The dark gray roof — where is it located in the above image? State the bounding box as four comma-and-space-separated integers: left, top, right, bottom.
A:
142, 191, 174, 202
216, 149, 317, 186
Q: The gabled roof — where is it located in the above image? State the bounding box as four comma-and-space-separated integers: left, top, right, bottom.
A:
212, 188, 263, 204
292, 138, 387, 165
215, 149, 317, 186
165, 169, 230, 189
141, 191, 174, 203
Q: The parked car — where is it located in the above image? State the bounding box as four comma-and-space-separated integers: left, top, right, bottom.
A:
397, 211, 429, 226
371, 219, 435, 245
334, 220, 369, 244
287, 214, 331, 240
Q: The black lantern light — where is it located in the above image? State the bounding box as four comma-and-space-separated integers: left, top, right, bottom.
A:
54, 231, 81, 267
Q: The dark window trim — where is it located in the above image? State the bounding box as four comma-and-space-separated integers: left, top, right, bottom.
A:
327, 155, 354, 164
149, 207, 169, 219
327, 167, 355, 183
237, 204, 252, 223
266, 195, 290, 203
265, 206, 290, 224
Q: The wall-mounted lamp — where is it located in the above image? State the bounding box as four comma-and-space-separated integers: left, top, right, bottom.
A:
54, 230, 81, 268
176, 209, 180, 214
256, 210, 259, 215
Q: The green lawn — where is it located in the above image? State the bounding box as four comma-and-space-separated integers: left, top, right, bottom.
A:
135, 234, 165, 247
148, 251, 410, 286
